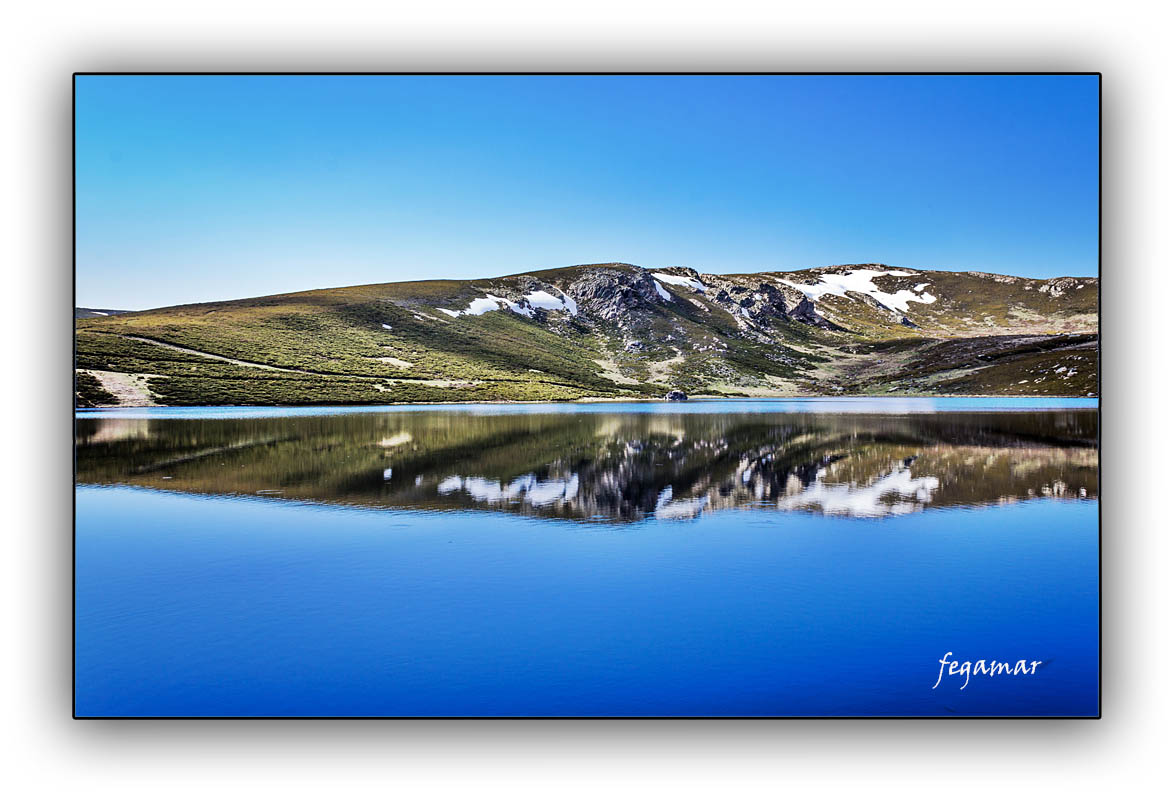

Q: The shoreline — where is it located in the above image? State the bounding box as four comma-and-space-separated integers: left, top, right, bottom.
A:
76, 393, 1100, 412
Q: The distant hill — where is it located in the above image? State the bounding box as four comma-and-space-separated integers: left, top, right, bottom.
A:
75, 308, 129, 319
74, 263, 1098, 407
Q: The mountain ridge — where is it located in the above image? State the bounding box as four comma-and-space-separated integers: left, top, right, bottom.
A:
75, 262, 1098, 407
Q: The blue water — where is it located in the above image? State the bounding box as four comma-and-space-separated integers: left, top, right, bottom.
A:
76, 487, 1098, 717
75, 396, 1098, 421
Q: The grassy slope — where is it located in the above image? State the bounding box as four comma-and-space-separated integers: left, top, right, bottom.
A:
75, 265, 1098, 406
76, 279, 642, 405
810, 334, 1098, 396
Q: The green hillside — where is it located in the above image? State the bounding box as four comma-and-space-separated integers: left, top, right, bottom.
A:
75, 263, 1098, 406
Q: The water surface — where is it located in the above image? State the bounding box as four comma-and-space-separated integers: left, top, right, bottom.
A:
75, 398, 1099, 716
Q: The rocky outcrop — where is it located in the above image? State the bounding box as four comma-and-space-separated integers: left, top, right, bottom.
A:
1038, 277, 1080, 297
968, 272, 1022, 284
564, 265, 663, 326
786, 295, 843, 329
702, 276, 841, 330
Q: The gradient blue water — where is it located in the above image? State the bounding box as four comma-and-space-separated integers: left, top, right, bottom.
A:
76, 487, 1098, 717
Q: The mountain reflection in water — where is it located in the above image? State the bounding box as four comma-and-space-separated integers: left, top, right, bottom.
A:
76, 410, 1098, 521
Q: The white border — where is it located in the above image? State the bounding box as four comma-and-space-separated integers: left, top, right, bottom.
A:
7, 2, 1170, 789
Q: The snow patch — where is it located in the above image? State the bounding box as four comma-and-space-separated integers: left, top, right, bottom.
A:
522, 289, 579, 315
653, 281, 674, 301
779, 269, 937, 314
653, 272, 708, 292
441, 288, 578, 318
467, 295, 521, 316
555, 291, 578, 314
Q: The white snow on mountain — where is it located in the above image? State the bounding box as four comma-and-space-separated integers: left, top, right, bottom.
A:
441, 289, 579, 318
653, 272, 708, 292
523, 290, 578, 315
779, 269, 937, 313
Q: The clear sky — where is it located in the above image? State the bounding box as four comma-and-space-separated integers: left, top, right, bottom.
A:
75, 74, 1099, 310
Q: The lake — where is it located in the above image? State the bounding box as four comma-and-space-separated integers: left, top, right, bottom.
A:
75, 398, 1099, 717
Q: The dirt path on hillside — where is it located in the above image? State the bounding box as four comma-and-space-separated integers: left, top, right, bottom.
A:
83, 369, 159, 407
86, 335, 573, 392
121, 335, 309, 373
110, 335, 488, 389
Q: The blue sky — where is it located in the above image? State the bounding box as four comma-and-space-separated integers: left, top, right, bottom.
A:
76, 75, 1098, 310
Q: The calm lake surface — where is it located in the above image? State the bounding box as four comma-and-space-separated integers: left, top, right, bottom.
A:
75, 398, 1099, 716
